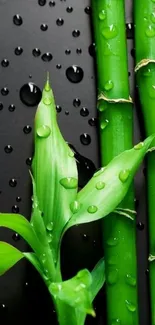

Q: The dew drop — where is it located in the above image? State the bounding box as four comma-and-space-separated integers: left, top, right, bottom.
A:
72, 29, 80, 37
80, 107, 89, 117
99, 10, 106, 20
38, 0, 46, 5
66, 65, 84, 83
56, 18, 64, 26
87, 205, 98, 214
12, 233, 20, 241
23, 125, 32, 134
125, 300, 136, 312
37, 125, 51, 138
1, 87, 9, 96
12, 205, 19, 213
32, 48, 41, 57
76, 48, 82, 54
47, 232, 53, 243
93, 167, 105, 177
84, 6, 91, 14
46, 222, 53, 231
65, 49, 71, 55
88, 117, 97, 126
73, 98, 81, 107
145, 25, 155, 37
80, 133, 91, 145
143, 66, 151, 77
4, 145, 13, 153
111, 319, 121, 325
119, 169, 130, 183
134, 142, 144, 150
26, 157, 32, 166
137, 221, 144, 230
98, 101, 108, 112
107, 269, 118, 285
88, 43, 96, 57
8, 104, 15, 112
65, 110, 69, 115
100, 119, 109, 130
107, 237, 119, 246
40, 23, 48, 31
56, 105, 62, 113
96, 181, 105, 190
60, 177, 78, 189
102, 24, 118, 39
43, 96, 52, 105
13, 14, 23, 26
104, 80, 114, 91
41, 52, 53, 62
126, 23, 134, 39
126, 274, 136, 287
0, 304, 6, 311
56, 64, 61, 69
16, 196, 22, 202
49, 1, 55, 6
20, 83, 42, 106
149, 85, 155, 98
0, 103, 3, 110
9, 178, 17, 187
1, 59, 9, 67
15, 46, 23, 55
70, 201, 81, 214
66, 6, 73, 13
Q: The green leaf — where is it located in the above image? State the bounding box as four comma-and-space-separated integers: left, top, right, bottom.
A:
49, 269, 95, 317
90, 257, 105, 300
32, 76, 78, 261
65, 135, 155, 229
0, 241, 24, 275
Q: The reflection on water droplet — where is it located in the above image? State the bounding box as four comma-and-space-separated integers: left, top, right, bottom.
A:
126, 274, 136, 287
13, 14, 23, 26
145, 25, 155, 37
111, 319, 121, 325
87, 205, 98, 213
67, 6, 73, 13
56, 18, 64, 26
15, 46, 23, 55
100, 119, 109, 130
40, 23, 48, 31
73, 98, 81, 107
104, 80, 114, 91
46, 222, 53, 231
149, 85, 155, 98
98, 101, 108, 112
125, 300, 136, 312
88, 118, 97, 126
107, 269, 118, 285
99, 10, 106, 20
37, 125, 51, 138
41, 52, 53, 62
1, 59, 9, 67
12, 205, 19, 213
4, 145, 13, 153
9, 178, 17, 187
56, 105, 62, 113
8, 104, 15, 112
43, 96, 52, 105
94, 167, 105, 177
70, 201, 81, 213
80, 133, 91, 145
20, 83, 42, 106
102, 24, 118, 39
60, 177, 78, 189
12, 233, 20, 241
119, 169, 130, 183
134, 142, 144, 150
32, 48, 41, 57
80, 107, 89, 116
1, 87, 9, 96
89, 43, 96, 57
23, 125, 32, 134
107, 237, 119, 246
66, 65, 84, 83
38, 0, 46, 5
72, 29, 80, 37
85, 6, 91, 14
96, 181, 105, 190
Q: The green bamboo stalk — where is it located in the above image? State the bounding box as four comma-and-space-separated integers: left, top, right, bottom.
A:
91, 1, 139, 324
134, 1, 155, 324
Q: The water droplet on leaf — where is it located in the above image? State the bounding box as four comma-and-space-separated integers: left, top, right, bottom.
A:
70, 201, 81, 214
125, 300, 136, 312
134, 142, 144, 150
46, 222, 53, 231
111, 319, 121, 325
37, 125, 51, 138
100, 119, 109, 130
60, 177, 78, 189
66, 65, 84, 83
87, 205, 98, 213
93, 167, 105, 177
96, 181, 105, 190
20, 83, 42, 106
119, 169, 130, 183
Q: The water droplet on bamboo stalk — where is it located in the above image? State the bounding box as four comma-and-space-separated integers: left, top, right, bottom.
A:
41, 253, 46, 264
119, 169, 130, 183
46, 222, 53, 231
13, 14, 23, 26
99, 10, 106, 20
100, 119, 109, 130
37, 125, 51, 138
66, 65, 84, 83
125, 300, 136, 312
145, 25, 155, 37
111, 319, 121, 325
96, 181, 105, 190
107, 269, 118, 285
149, 85, 155, 98
143, 66, 151, 77
104, 80, 113, 91
20, 83, 42, 106
151, 12, 155, 23
60, 177, 78, 189
98, 101, 107, 112
70, 201, 81, 213
107, 237, 119, 246
126, 274, 136, 287
87, 205, 98, 213
43, 97, 52, 105
80, 133, 91, 145
15, 46, 23, 55
102, 25, 118, 39
134, 142, 144, 150
93, 167, 105, 177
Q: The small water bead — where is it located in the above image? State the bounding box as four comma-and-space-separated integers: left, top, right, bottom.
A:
88, 118, 97, 126
87, 205, 98, 214
100, 119, 109, 130
72, 29, 80, 37
73, 98, 81, 107
46, 222, 53, 231
125, 300, 136, 313
12, 205, 19, 213
15, 46, 23, 55
9, 178, 17, 187
107, 237, 119, 246
41, 52, 53, 62
96, 181, 105, 190
26, 157, 32, 166
32, 48, 41, 57
1, 87, 9, 96
56, 105, 62, 113
20, 83, 42, 106
13, 14, 23, 26
37, 125, 51, 138
1, 59, 9, 67
145, 25, 155, 38
80, 133, 91, 145
65, 49, 71, 55
47, 233, 53, 243
66, 6, 73, 13
102, 24, 118, 40
38, 0, 46, 5
66, 65, 84, 83
137, 221, 144, 230
8, 104, 15, 112
4, 145, 13, 153
111, 319, 121, 325
49, 1, 55, 6
84, 6, 91, 15
99, 10, 106, 20
119, 169, 130, 183
70, 200, 81, 214
23, 125, 32, 134
126, 23, 134, 39
16, 196, 22, 202
83, 234, 88, 241
94, 167, 105, 177
98, 101, 108, 112
0, 103, 3, 110
107, 269, 118, 285
80, 107, 89, 117
126, 274, 136, 287
12, 233, 20, 241
134, 142, 144, 150
104, 80, 113, 91
56, 18, 64, 26
60, 177, 78, 189
76, 48, 82, 54
40, 23, 48, 31
89, 43, 96, 57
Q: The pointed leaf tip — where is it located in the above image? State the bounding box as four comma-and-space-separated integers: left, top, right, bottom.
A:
44, 72, 51, 92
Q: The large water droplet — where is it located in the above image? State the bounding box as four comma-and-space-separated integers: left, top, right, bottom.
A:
102, 24, 118, 39
80, 133, 91, 145
4, 145, 13, 153
73, 98, 81, 107
80, 107, 89, 116
104, 80, 113, 91
70, 201, 81, 214
111, 319, 121, 325
126, 274, 136, 287
9, 178, 17, 187
89, 43, 96, 57
56, 18, 64, 26
20, 83, 42, 106
107, 269, 118, 285
125, 300, 136, 312
87, 205, 98, 213
46, 222, 53, 231
119, 169, 130, 183
1, 59, 9, 67
88, 118, 97, 126
99, 10, 106, 20
93, 167, 105, 177
41, 52, 53, 62
100, 119, 109, 130
12, 233, 20, 241
134, 142, 144, 150
37, 125, 51, 138
96, 181, 105, 190
60, 177, 78, 189
66, 65, 84, 83
145, 25, 155, 37
149, 85, 155, 98
32, 48, 41, 57
107, 237, 119, 246
13, 14, 23, 26
23, 125, 32, 134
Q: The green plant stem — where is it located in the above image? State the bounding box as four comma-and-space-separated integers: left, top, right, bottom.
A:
92, 0, 139, 324
134, 1, 155, 324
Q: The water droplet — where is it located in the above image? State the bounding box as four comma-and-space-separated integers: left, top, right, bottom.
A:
4, 145, 13, 153
96, 181, 105, 190
107, 269, 118, 285
46, 222, 53, 231
20, 83, 42, 106
93, 167, 105, 177
107, 237, 119, 246
137, 221, 144, 230
12, 233, 20, 241
56, 105, 62, 113
85, 6, 91, 14
0, 304, 6, 311
99, 10, 106, 20
12, 205, 19, 213
80, 133, 91, 145
126, 23, 134, 39
111, 319, 121, 325
98, 101, 108, 112
88, 43, 95, 57
73, 98, 81, 107
100, 119, 109, 130
102, 24, 118, 39
32, 48, 41, 57
15, 46, 23, 55
143, 66, 151, 77
65, 49, 71, 55
56, 18, 64, 26
87, 205, 98, 213
13, 14, 23, 26
76, 48, 82, 54
65, 110, 69, 115
37, 125, 51, 138
70, 201, 81, 213
40, 23, 48, 31
72, 29, 80, 37
146, 25, 155, 37
9, 178, 17, 187
60, 177, 78, 189
88, 118, 97, 126
83, 233, 88, 241
47, 232, 53, 243
41, 52, 53, 62
149, 85, 155, 98
125, 300, 136, 312
49, 1, 55, 6
134, 142, 144, 150
66, 6, 73, 13
1, 87, 9, 96
26, 157, 32, 166
80, 107, 89, 116
38, 0, 46, 5
23, 125, 32, 134
104, 80, 113, 91
1, 59, 9, 67
66, 65, 84, 83
8, 104, 15, 112
16, 196, 21, 202
119, 169, 130, 183
56, 64, 61, 69
0, 103, 3, 110
68, 149, 74, 157
126, 274, 136, 287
